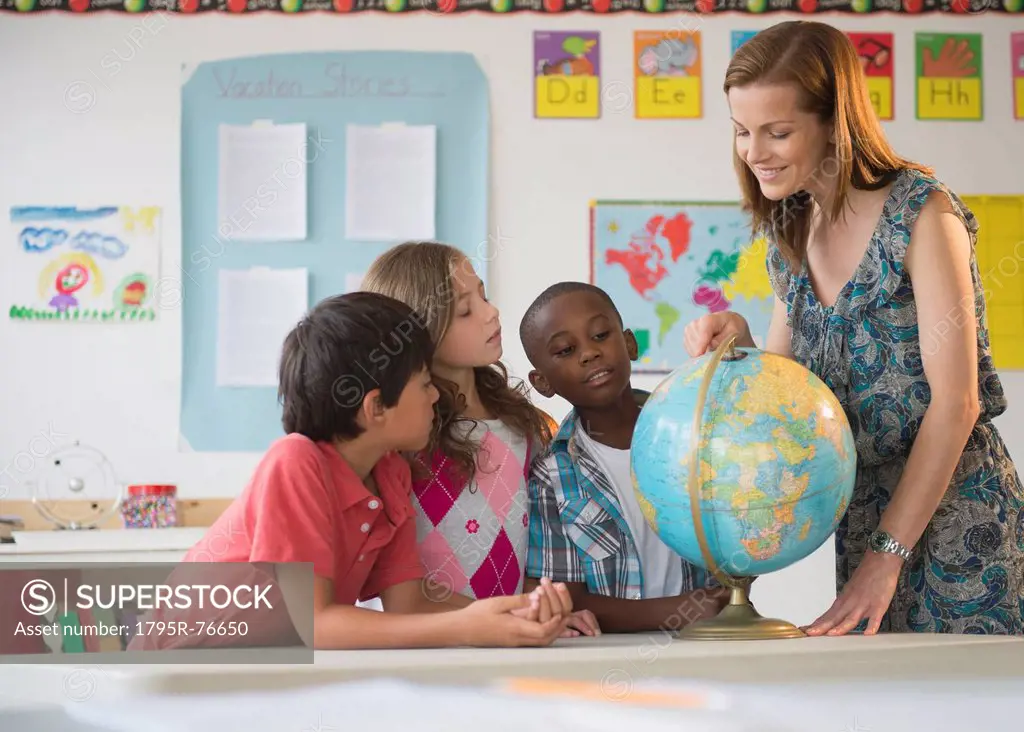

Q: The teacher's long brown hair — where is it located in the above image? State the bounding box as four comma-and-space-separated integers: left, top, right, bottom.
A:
724, 21, 932, 271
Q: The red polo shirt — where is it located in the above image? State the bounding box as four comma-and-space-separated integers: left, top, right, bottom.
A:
128, 434, 424, 651
188, 433, 425, 602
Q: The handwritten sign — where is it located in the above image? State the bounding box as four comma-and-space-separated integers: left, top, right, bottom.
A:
916, 33, 983, 121
1013, 32, 1024, 121
534, 31, 600, 119
731, 30, 758, 57
848, 32, 893, 121
209, 63, 439, 99
634, 31, 702, 119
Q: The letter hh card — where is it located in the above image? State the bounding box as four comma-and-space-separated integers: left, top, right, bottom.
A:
635, 31, 702, 119
848, 32, 894, 121
534, 31, 600, 119
1013, 32, 1024, 121
915, 33, 983, 121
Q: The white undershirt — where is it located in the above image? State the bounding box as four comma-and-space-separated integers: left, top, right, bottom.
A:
575, 423, 684, 598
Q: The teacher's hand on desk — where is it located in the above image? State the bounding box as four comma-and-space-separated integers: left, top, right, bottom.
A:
803, 551, 901, 636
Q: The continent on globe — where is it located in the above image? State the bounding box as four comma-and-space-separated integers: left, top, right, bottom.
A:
631, 348, 857, 578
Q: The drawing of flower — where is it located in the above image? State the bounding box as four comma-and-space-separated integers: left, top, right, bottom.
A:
466, 519, 480, 534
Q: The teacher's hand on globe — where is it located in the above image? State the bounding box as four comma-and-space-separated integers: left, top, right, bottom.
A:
683, 312, 753, 358
802, 551, 902, 636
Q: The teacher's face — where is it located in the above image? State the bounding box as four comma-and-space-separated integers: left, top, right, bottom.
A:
728, 82, 832, 201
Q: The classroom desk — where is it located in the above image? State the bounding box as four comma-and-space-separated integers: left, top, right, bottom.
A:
3, 631, 1023, 706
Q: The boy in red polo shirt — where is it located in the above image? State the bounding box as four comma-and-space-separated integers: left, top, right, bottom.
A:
130, 292, 572, 651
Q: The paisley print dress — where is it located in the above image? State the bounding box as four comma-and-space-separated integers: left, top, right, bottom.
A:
766, 167, 1024, 634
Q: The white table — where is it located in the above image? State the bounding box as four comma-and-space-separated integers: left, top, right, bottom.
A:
4, 631, 1022, 706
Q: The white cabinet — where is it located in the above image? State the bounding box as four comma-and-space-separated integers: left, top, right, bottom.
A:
0, 528, 207, 563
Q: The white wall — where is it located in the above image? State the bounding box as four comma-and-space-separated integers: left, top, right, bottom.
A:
1, 12, 1022, 627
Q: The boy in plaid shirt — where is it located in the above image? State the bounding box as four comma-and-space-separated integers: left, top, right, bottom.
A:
518, 282, 729, 632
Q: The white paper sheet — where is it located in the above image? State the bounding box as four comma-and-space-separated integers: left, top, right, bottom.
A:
344, 124, 436, 241
344, 272, 365, 293
218, 122, 308, 241
216, 267, 308, 387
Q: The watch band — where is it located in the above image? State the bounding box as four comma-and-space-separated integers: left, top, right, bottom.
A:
869, 530, 912, 561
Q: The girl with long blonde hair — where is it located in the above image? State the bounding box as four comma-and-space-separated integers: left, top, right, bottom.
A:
363, 243, 596, 635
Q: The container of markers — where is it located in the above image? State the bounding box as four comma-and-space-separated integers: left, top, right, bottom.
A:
121, 484, 178, 528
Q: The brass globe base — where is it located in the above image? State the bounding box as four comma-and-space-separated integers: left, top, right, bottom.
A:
677, 586, 806, 641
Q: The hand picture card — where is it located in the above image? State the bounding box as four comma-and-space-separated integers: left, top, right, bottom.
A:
915, 33, 983, 121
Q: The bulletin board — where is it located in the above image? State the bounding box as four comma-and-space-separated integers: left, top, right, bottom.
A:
179, 51, 489, 453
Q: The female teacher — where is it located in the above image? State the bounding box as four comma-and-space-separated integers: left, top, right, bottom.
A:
684, 20, 1024, 636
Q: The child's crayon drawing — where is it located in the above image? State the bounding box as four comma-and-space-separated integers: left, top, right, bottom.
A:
9, 206, 161, 322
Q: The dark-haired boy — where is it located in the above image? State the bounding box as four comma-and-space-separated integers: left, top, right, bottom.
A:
519, 282, 729, 633
130, 292, 572, 651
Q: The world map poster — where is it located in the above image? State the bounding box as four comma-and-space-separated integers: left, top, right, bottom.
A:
590, 200, 774, 374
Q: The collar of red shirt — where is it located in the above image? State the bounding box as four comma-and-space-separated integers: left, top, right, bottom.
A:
315, 442, 412, 519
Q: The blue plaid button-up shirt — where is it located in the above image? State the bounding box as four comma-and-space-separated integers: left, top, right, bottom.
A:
525, 391, 712, 600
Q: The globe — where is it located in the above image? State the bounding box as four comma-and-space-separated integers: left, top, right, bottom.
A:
630, 338, 857, 639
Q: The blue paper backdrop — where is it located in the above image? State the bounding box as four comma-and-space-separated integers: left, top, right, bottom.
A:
180, 51, 489, 452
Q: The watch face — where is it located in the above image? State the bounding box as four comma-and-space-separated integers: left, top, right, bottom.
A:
870, 532, 886, 551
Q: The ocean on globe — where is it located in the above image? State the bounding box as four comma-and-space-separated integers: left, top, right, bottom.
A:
631, 346, 857, 578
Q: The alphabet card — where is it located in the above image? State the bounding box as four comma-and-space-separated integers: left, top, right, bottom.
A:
8, 206, 162, 322
634, 31, 702, 119
848, 32, 894, 121
915, 33, 983, 121
730, 31, 758, 57
534, 31, 600, 119
1013, 32, 1024, 121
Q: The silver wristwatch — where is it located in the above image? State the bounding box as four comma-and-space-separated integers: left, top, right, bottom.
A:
868, 529, 912, 561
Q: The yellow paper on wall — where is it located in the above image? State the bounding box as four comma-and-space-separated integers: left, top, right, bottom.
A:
962, 195, 1024, 369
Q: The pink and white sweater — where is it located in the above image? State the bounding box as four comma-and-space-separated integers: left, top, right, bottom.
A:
411, 420, 536, 600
